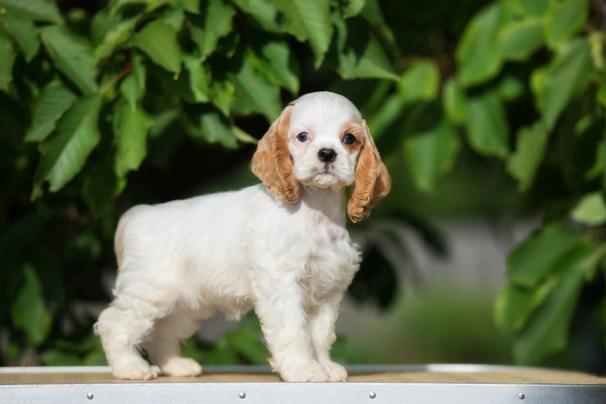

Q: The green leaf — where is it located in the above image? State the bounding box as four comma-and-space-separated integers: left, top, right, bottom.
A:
180, 0, 199, 14
232, 125, 257, 144
498, 74, 525, 101
0, 30, 15, 92
113, 99, 153, 177
274, 0, 333, 67
202, 338, 239, 364
132, 20, 181, 75
456, 3, 505, 87
442, 77, 467, 125
257, 41, 299, 94
93, 16, 138, 62
507, 224, 584, 288
188, 0, 236, 61
189, 109, 238, 149
590, 31, 604, 70
40, 25, 98, 94
503, 0, 551, 17
210, 78, 235, 117
32, 95, 102, 197
544, 0, 588, 49
110, 0, 175, 15
571, 192, 606, 226
537, 38, 592, 130
330, 14, 398, 81
83, 350, 107, 366
120, 53, 146, 110
465, 90, 509, 157
513, 243, 606, 365
495, 283, 552, 334
231, 0, 281, 33
342, 0, 366, 18
358, 0, 398, 58
25, 82, 77, 143
530, 66, 548, 112
90, 9, 116, 44
160, 5, 185, 32
398, 61, 440, 103
10, 265, 52, 346
367, 94, 405, 141
0, 13, 40, 61
404, 118, 460, 192
330, 336, 367, 364
359, 0, 385, 25
513, 0, 551, 17
0, 0, 62, 23
230, 56, 282, 121
178, 53, 210, 103
82, 143, 123, 219
40, 350, 81, 366
225, 328, 268, 364
499, 19, 544, 61
507, 121, 548, 191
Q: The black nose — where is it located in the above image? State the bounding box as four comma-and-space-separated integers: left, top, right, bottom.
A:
318, 148, 337, 163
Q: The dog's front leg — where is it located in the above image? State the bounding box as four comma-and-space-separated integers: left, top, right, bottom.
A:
309, 292, 348, 382
254, 280, 329, 382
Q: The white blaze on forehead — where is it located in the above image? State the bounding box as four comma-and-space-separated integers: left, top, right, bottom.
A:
289, 92, 362, 138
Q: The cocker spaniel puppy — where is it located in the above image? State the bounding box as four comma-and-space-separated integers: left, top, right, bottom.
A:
95, 91, 391, 382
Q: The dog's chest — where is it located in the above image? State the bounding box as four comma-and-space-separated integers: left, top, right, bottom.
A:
297, 215, 360, 299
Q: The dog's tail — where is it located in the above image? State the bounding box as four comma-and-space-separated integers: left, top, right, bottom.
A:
114, 205, 146, 268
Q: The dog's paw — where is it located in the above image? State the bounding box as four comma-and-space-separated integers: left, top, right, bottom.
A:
112, 359, 158, 380
322, 361, 348, 382
279, 361, 330, 382
160, 357, 203, 377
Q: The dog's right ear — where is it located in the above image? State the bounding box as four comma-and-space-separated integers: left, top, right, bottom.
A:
251, 105, 300, 203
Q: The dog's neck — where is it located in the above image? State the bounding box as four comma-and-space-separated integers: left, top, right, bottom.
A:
298, 186, 347, 226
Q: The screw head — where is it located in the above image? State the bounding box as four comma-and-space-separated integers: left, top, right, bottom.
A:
518, 393, 525, 400
86, 393, 94, 400
239, 392, 246, 399
369, 391, 377, 399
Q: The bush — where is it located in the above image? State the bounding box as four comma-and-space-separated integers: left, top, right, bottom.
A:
1, 0, 605, 369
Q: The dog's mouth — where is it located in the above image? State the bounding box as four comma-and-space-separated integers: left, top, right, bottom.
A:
304, 169, 343, 187
296, 163, 353, 187
317, 171, 337, 179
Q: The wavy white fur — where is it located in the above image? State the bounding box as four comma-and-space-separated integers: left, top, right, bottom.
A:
95, 92, 390, 382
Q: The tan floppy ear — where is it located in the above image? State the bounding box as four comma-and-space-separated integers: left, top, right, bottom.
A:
347, 120, 391, 223
251, 105, 300, 203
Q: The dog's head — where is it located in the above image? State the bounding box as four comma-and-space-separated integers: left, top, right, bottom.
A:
251, 91, 390, 222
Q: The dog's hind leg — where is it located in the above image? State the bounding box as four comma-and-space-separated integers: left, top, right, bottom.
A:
95, 294, 168, 380
144, 309, 210, 377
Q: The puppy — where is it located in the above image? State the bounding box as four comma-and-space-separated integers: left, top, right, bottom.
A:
95, 91, 391, 382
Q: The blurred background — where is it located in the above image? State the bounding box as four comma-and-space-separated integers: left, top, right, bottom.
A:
1, 0, 606, 374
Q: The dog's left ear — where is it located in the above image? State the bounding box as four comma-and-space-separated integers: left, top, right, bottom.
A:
347, 120, 391, 223
251, 105, 300, 203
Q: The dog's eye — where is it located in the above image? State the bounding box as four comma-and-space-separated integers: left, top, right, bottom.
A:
343, 134, 356, 145
296, 132, 309, 142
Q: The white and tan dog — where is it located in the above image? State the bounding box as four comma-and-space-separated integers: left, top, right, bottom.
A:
95, 91, 390, 382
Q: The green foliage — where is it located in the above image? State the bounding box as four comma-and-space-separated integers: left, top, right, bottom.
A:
2, 0, 606, 370
10, 265, 52, 346
1, 0, 397, 209
495, 225, 606, 364
0, 0, 393, 367
361, 0, 606, 366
